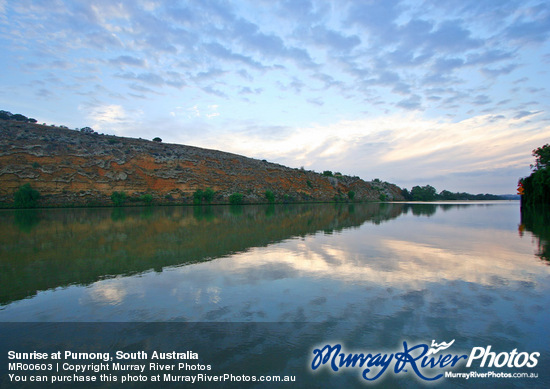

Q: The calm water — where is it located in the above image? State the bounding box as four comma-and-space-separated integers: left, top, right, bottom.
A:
0, 202, 549, 387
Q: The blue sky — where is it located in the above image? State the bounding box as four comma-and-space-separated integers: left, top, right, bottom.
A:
1, 0, 549, 194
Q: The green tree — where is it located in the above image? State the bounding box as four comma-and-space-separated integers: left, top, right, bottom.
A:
11, 113, 28, 122
193, 189, 204, 204
411, 185, 437, 201
203, 188, 215, 203
532, 144, 550, 171
111, 191, 127, 206
521, 144, 550, 207
347, 190, 355, 201
265, 190, 275, 203
14, 183, 40, 208
229, 192, 243, 204
193, 188, 215, 204
439, 190, 454, 200
140, 194, 153, 205
153, 137, 162, 142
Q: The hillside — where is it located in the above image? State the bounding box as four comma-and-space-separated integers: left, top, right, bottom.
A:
0, 120, 403, 206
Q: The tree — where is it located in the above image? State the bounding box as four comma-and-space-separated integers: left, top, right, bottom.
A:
439, 190, 454, 200
347, 190, 355, 200
193, 189, 204, 204
410, 185, 437, 201
0, 110, 13, 120
521, 144, 550, 207
532, 144, 550, 171
203, 187, 215, 203
140, 194, 153, 205
153, 137, 162, 142
111, 191, 127, 206
229, 192, 243, 204
193, 188, 215, 204
265, 190, 275, 203
14, 184, 40, 208
12, 113, 29, 122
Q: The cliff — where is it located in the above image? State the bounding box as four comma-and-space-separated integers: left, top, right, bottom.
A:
0, 120, 403, 206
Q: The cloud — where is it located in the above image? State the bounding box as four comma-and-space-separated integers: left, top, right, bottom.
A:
304, 25, 361, 52
116, 71, 165, 86
109, 55, 147, 68
397, 95, 422, 110
514, 110, 541, 120
80, 103, 133, 131
481, 64, 518, 78
2, 0, 550, 194
505, 3, 550, 44
186, 111, 549, 193
205, 42, 267, 69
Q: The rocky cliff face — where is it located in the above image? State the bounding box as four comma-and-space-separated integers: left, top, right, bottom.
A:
0, 120, 403, 206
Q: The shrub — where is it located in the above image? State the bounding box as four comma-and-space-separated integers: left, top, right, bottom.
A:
348, 190, 356, 200
203, 187, 215, 203
322, 170, 333, 177
229, 192, 243, 205
14, 183, 40, 208
111, 191, 127, 206
153, 137, 162, 142
306, 180, 313, 188
140, 194, 153, 205
193, 189, 204, 204
193, 188, 215, 204
265, 190, 275, 203
379, 193, 388, 202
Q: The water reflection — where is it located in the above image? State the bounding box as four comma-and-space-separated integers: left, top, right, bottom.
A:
1, 201, 549, 386
0, 203, 403, 305
520, 205, 550, 262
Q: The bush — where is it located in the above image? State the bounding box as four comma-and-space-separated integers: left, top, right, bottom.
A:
322, 171, 333, 177
153, 137, 162, 142
193, 188, 215, 204
203, 188, 215, 203
348, 190, 355, 200
14, 184, 40, 208
140, 194, 153, 205
193, 189, 204, 204
229, 192, 243, 204
111, 191, 127, 206
265, 190, 275, 203
306, 180, 313, 188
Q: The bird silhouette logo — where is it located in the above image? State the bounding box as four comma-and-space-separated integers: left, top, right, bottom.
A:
426, 339, 455, 355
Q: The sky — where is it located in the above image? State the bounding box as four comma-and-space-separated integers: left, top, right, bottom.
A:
1, 0, 549, 194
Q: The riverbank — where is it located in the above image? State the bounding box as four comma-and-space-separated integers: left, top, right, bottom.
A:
0, 120, 403, 208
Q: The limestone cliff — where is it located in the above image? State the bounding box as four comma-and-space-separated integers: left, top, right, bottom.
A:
0, 120, 403, 206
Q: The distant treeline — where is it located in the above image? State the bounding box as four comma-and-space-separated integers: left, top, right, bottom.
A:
520, 144, 550, 208
0, 110, 37, 123
401, 185, 502, 201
